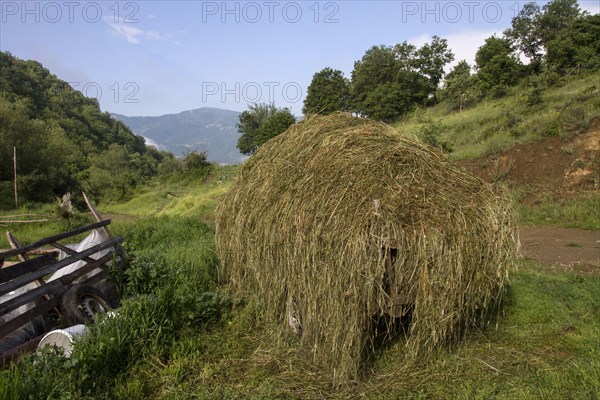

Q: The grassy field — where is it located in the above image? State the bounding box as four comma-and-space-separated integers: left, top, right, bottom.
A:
1, 215, 598, 399
393, 71, 600, 160
105, 165, 238, 223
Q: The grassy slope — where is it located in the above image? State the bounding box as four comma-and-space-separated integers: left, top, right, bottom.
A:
104, 165, 237, 222
392, 71, 600, 160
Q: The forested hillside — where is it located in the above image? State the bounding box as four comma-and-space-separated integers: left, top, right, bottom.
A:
0, 51, 167, 206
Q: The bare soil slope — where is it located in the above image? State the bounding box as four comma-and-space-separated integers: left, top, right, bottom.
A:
460, 122, 599, 270
460, 121, 599, 204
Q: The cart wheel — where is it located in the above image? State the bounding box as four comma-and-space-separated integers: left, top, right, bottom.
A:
60, 284, 112, 325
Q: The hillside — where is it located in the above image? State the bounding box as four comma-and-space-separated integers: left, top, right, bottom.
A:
112, 108, 243, 164
0, 52, 163, 206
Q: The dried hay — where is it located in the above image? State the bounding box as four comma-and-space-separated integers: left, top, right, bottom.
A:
215, 113, 518, 383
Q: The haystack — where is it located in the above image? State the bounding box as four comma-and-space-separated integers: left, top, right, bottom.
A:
215, 113, 518, 382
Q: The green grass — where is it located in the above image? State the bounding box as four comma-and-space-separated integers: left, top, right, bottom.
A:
393, 71, 600, 160
105, 165, 237, 222
3, 256, 597, 399
515, 191, 600, 230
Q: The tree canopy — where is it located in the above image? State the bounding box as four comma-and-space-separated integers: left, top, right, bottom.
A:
0, 51, 168, 207
236, 103, 296, 155
303, 68, 351, 115
350, 37, 453, 121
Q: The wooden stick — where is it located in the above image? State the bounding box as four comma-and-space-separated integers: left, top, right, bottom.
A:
82, 191, 113, 239
0, 219, 111, 259
0, 219, 51, 224
0, 214, 50, 218
13, 147, 18, 209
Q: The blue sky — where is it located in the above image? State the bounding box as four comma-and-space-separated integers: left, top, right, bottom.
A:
1, 1, 598, 116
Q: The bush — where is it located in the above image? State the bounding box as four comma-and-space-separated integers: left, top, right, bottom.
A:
0, 217, 229, 399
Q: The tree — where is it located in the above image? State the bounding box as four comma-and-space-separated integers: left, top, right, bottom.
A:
84, 144, 141, 201
236, 104, 295, 155
351, 44, 428, 121
538, 0, 581, 47
351, 45, 400, 113
545, 14, 600, 73
236, 103, 277, 155
504, 2, 543, 62
303, 68, 351, 115
441, 61, 480, 111
182, 151, 213, 179
254, 108, 296, 146
350, 37, 454, 121
475, 36, 521, 96
413, 36, 455, 101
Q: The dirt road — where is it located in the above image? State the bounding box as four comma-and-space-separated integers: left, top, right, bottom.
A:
519, 226, 600, 274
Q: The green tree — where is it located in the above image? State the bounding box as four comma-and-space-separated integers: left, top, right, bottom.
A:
84, 144, 145, 201
545, 14, 600, 73
475, 36, 521, 96
236, 104, 295, 155
351, 38, 454, 121
236, 103, 276, 155
537, 0, 581, 47
303, 68, 351, 115
351, 45, 428, 121
254, 108, 296, 147
413, 36, 455, 101
504, 2, 543, 62
441, 61, 480, 111
182, 151, 213, 179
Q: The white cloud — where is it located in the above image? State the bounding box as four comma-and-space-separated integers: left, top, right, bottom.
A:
104, 18, 171, 45
408, 28, 499, 71
142, 136, 164, 150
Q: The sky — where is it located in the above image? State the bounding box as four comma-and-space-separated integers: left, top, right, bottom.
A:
1, 0, 598, 116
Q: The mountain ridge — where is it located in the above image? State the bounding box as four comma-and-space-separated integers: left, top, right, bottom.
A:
112, 107, 243, 164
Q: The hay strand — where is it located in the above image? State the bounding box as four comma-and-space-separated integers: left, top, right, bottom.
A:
215, 113, 518, 383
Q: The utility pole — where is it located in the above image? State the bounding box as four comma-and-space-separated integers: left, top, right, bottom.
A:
13, 146, 18, 209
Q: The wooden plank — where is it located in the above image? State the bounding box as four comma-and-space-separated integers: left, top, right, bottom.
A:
0, 251, 115, 336
6, 232, 48, 291
0, 251, 113, 316
0, 214, 50, 218
0, 279, 63, 315
0, 219, 51, 224
0, 219, 111, 259
0, 298, 59, 339
6, 232, 28, 263
81, 269, 109, 288
0, 333, 45, 366
51, 242, 99, 265
83, 191, 113, 239
0, 248, 60, 257
0, 253, 56, 283
0, 238, 121, 296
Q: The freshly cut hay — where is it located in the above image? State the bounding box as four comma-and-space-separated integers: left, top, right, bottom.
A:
215, 113, 518, 383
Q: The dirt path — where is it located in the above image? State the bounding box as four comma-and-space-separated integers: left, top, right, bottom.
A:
519, 226, 600, 274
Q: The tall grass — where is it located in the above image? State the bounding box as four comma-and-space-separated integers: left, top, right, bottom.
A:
0, 217, 229, 400
515, 191, 600, 230
394, 71, 600, 160
106, 165, 237, 222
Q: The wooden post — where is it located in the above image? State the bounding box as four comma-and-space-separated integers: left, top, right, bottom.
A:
13, 147, 18, 209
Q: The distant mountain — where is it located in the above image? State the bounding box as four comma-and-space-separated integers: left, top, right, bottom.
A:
112, 108, 243, 164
